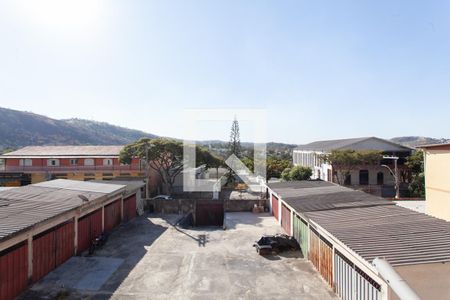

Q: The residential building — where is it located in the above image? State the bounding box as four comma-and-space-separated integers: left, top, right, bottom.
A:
420, 143, 450, 221
293, 137, 413, 197
265, 180, 450, 300
0, 145, 146, 186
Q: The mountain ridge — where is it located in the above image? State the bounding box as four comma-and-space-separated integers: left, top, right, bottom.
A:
0, 106, 447, 153
0, 107, 157, 151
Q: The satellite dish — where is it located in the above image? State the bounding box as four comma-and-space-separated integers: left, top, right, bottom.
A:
78, 194, 89, 202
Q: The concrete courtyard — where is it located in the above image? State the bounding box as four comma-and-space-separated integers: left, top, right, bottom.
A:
21, 212, 337, 300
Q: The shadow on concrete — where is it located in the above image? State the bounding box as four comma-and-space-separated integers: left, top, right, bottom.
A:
19, 213, 178, 300
260, 250, 304, 261
172, 224, 213, 247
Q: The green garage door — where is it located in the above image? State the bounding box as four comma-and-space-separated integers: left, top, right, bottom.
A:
293, 214, 309, 258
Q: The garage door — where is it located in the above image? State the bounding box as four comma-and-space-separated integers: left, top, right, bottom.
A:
319, 236, 333, 287
33, 219, 74, 282
334, 250, 382, 300
0, 241, 28, 300
293, 215, 309, 258
123, 195, 137, 222
309, 227, 320, 271
281, 204, 291, 235
196, 202, 224, 226
271, 195, 279, 220
77, 209, 103, 254
104, 200, 122, 232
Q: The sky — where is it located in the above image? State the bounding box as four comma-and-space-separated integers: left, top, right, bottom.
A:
0, 1, 449, 144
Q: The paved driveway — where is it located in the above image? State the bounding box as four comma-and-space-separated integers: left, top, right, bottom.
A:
22, 212, 337, 300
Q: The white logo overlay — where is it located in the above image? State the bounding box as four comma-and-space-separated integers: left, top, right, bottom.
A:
183, 109, 267, 195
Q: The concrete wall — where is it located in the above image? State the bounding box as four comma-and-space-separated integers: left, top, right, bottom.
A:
224, 199, 268, 212
424, 149, 450, 221
145, 198, 268, 214
393, 262, 450, 300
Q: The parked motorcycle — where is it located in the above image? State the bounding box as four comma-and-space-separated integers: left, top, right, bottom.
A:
88, 233, 108, 255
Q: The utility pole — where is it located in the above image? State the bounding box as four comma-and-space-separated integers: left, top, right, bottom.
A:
144, 143, 150, 198
381, 156, 400, 199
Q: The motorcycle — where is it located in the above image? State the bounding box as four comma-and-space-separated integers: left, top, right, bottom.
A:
88, 233, 108, 255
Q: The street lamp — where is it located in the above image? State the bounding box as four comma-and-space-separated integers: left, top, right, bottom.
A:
381, 156, 400, 199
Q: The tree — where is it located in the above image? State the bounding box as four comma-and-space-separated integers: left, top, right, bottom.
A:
289, 166, 313, 181
405, 151, 425, 198
120, 138, 222, 195
267, 157, 291, 179
280, 166, 312, 181
322, 150, 383, 185
281, 167, 292, 181
228, 117, 241, 158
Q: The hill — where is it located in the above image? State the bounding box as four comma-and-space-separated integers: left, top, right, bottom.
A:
391, 136, 450, 148
0, 107, 157, 151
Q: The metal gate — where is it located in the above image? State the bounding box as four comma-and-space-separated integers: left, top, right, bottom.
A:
104, 199, 122, 232
293, 215, 309, 258
319, 236, 333, 287
32, 219, 74, 282
0, 241, 28, 300
123, 195, 137, 222
77, 209, 103, 254
195, 202, 224, 226
309, 227, 320, 271
281, 204, 291, 235
334, 250, 381, 300
271, 195, 279, 220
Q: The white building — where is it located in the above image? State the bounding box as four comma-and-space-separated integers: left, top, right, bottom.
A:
293, 137, 413, 193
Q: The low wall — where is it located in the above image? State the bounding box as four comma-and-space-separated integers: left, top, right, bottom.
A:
225, 199, 269, 212
145, 198, 195, 215
145, 198, 269, 214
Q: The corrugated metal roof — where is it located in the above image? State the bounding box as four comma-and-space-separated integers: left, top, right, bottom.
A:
91, 180, 145, 196
295, 136, 411, 152
0, 145, 124, 157
305, 205, 450, 266
0, 180, 125, 242
268, 181, 393, 212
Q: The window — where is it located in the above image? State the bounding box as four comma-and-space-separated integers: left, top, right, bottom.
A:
103, 159, 113, 166
19, 159, 33, 166
47, 159, 59, 167
70, 159, 78, 166
84, 159, 94, 166
377, 172, 384, 185
359, 170, 369, 185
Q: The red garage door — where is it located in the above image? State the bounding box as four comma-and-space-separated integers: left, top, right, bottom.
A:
33, 220, 74, 283
77, 209, 103, 254
196, 202, 224, 226
281, 204, 291, 235
0, 241, 28, 300
271, 195, 279, 220
123, 195, 137, 222
104, 200, 121, 232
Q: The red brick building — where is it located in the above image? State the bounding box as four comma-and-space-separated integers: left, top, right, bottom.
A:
0, 146, 161, 195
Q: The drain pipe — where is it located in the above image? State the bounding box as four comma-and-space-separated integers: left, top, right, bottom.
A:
372, 257, 421, 300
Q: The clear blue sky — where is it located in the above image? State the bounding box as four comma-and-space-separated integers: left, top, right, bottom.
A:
0, 1, 449, 144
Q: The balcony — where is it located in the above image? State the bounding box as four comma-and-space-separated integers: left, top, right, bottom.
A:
0, 164, 142, 173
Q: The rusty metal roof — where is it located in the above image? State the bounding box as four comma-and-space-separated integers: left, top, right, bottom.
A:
306, 205, 450, 266
0, 180, 125, 242
0, 145, 124, 158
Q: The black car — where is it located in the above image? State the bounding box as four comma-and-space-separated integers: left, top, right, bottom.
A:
253, 234, 299, 255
